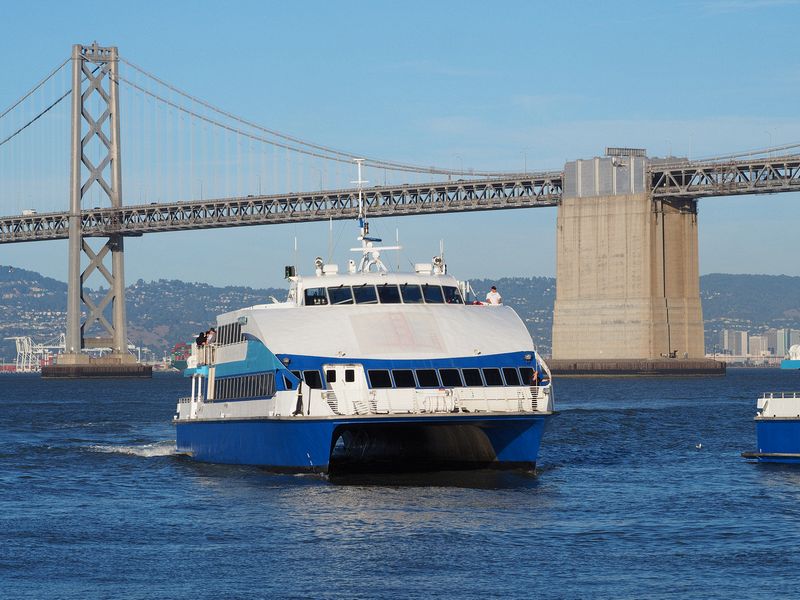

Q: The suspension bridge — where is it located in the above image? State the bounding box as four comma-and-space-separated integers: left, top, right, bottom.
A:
1, 42, 798, 376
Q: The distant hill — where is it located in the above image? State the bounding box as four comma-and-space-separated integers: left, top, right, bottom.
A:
1, 265, 799, 361
700, 273, 800, 350
0, 265, 285, 361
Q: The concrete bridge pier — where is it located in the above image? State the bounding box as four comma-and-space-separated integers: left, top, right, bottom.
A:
550, 153, 723, 375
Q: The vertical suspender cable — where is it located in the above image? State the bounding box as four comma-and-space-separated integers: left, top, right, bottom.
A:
237, 132, 242, 197
225, 129, 230, 198
285, 147, 290, 195
271, 140, 277, 196
167, 89, 173, 203
190, 100, 194, 201
154, 81, 159, 202
260, 139, 265, 195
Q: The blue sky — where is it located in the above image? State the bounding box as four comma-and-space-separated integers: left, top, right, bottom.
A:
1, 0, 799, 288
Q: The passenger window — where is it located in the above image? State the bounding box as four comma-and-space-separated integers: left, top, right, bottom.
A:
303, 370, 323, 389
519, 367, 536, 385
353, 284, 378, 304
368, 369, 392, 388
462, 368, 483, 386
392, 369, 416, 387
422, 284, 445, 304
439, 368, 463, 387
345, 369, 355, 383
482, 368, 503, 386
325, 369, 336, 384
377, 284, 402, 304
503, 367, 521, 386
442, 286, 463, 304
400, 284, 424, 304
304, 287, 328, 305
291, 370, 302, 382
328, 286, 354, 305
416, 369, 440, 388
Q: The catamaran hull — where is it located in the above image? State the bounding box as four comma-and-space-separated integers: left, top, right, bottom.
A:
743, 418, 800, 463
175, 413, 549, 473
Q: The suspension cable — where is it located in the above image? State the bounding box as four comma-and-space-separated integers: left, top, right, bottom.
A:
0, 65, 101, 150
108, 64, 518, 177
0, 88, 70, 149
692, 142, 800, 164
653, 143, 800, 170
116, 56, 522, 177
121, 57, 364, 163
0, 58, 69, 122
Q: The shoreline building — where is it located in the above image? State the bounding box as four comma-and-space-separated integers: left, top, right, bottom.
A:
718, 328, 800, 362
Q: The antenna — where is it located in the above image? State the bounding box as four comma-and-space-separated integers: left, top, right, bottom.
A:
349, 159, 400, 273
353, 158, 368, 249
328, 217, 333, 263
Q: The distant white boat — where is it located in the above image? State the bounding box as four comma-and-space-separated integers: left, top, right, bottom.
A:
781, 345, 800, 370
742, 392, 800, 463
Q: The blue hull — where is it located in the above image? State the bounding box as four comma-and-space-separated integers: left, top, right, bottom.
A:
175, 413, 549, 473
781, 359, 800, 370
743, 418, 800, 463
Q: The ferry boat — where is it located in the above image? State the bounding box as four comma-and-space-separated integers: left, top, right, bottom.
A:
173, 165, 554, 473
742, 392, 800, 463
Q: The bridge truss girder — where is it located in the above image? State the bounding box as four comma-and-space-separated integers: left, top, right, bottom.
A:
0, 175, 562, 242
650, 156, 800, 198
0, 154, 798, 244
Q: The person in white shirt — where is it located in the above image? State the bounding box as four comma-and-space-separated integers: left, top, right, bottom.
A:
485, 285, 502, 305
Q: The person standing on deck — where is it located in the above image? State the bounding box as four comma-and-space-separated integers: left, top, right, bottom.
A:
486, 286, 502, 305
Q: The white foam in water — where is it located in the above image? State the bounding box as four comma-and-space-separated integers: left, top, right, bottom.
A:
89, 441, 176, 458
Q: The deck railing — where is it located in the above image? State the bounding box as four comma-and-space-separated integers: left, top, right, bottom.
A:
319, 385, 550, 416
189, 343, 216, 367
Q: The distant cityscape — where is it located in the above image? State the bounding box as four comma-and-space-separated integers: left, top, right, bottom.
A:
714, 327, 800, 363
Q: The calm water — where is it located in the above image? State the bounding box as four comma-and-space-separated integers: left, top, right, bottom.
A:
2, 369, 800, 599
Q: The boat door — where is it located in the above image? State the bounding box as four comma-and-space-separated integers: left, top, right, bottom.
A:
324, 364, 370, 415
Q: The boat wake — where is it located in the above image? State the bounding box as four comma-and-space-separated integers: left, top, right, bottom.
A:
89, 440, 176, 458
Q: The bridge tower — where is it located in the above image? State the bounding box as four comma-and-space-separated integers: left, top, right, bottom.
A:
550, 150, 721, 375
46, 43, 150, 377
